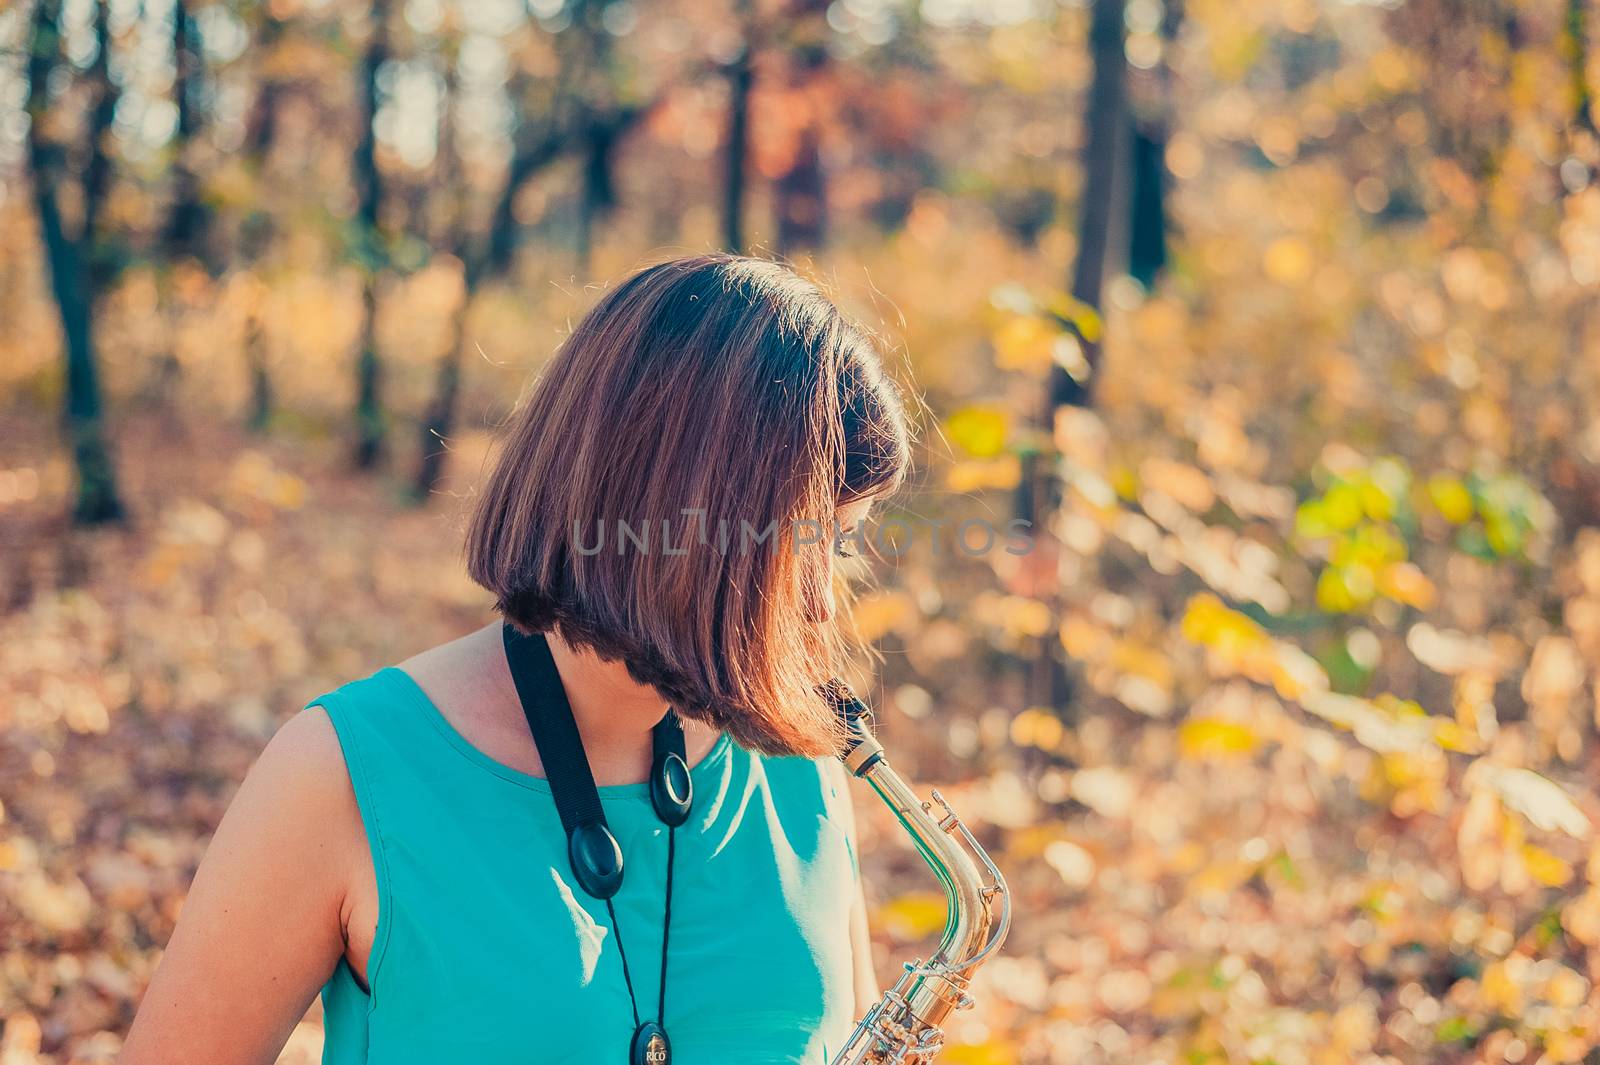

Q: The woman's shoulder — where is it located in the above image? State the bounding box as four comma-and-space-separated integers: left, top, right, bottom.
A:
198, 702, 371, 911
736, 746, 861, 878
263, 699, 371, 815
300, 663, 402, 717
298, 664, 431, 754
750, 744, 849, 786
744, 745, 855, 822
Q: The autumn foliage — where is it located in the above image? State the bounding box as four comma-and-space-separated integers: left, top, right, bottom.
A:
5, 0, 1600, 1062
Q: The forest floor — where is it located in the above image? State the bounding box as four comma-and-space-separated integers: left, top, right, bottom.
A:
3, 403, 1599, 1065
0, 403, 1002, 1063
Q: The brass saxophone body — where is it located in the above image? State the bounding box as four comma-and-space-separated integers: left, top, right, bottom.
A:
823, 681, 1013, 1065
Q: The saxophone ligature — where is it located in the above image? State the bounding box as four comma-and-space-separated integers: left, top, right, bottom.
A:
821, 680, 1013, 1065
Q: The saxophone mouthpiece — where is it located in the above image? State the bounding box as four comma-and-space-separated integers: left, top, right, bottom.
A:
819, 677, 869, 727
817, 678, 884, 776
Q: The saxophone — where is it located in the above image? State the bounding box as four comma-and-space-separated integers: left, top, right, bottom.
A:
821, 680, 1013, 1065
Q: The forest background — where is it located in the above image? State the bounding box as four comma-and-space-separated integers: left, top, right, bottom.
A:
4, 0, 1600, 1062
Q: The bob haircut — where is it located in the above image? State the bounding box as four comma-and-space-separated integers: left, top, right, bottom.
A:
463, 253, 910, 758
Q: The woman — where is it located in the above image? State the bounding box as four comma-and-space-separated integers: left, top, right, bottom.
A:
121, 253, 911, 1064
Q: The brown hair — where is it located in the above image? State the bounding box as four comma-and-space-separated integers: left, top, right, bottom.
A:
463, 253, 910, 757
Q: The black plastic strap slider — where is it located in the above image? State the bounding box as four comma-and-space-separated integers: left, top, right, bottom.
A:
649, 710, 693, 827
568, 821, 624, 900
651, 750, 692, 827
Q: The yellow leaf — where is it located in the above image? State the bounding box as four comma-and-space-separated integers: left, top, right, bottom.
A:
1110, 640, 1174, 688
992, 316, 1055, 374
1428, 475, 1475, 523
1188, 859, 1256, 898
942, 1040, 1019, 1065
1542, 1031, 1588, 1064
1009, 707, 1064, 750
850, 591, 917, 642
1007, 825, 1067, 860
1004, 597, 1054, 638
1060, 615, 1113, 660
945, 456, 1021, 492
1316, 565, 1359, 612
1379, 561, 1437, 609
1432, 718, 1483, 755
878, 892, 949, 941
1045, 292, 1103, 342
945, 406, 1010, 459
1523, 844, 1574, 887
1478, 960, 1522, 1015
1321, 482, 1367, 532
1180, 593, 1263, 648
1263, 237, 1313, 284
1110, 463, 1139, 500
1544, 964, 1588, 1008
1179, 718, 1260, 760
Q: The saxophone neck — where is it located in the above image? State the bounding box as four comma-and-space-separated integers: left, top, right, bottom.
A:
825, 680, 1011, 976
818, 678, 1013, 1064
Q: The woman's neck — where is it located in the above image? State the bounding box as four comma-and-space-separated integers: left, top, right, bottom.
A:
469, 619, 716, 785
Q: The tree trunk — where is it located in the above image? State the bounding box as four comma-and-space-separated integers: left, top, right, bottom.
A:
1128, 0, 1181, 289
166, 0, 205, 257
415, 40, 468, 501
1127, 124, 1166, 288
354, 280, 385, 469
774, 0, 830, 255
722, 5, 754, 254
481, 121, 568, 282
1053, 0, 1128, 412
414, 304, 465, 501
246, 303, 273, 433
575, 116, 622, 275
1569, 0, 1596, 134
412, 73, 573, 499
243, 9, 285, 161
775, 127, 826, 255
26, 0, 125, 526
1028, 0, 1129, 716
351, 0, 391, 469
240, 8, 285, 432
148, 0, 207, 410
414, 19, 660, 498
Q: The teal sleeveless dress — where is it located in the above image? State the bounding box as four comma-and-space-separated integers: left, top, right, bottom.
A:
301, 665, 862, 1064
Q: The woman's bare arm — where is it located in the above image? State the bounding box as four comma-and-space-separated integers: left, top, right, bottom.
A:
121, 707, 364, 1065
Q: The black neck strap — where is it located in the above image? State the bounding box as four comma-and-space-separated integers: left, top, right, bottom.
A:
501, 621, 692, 898
502, 621, 688, 1063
